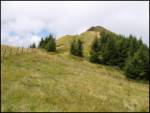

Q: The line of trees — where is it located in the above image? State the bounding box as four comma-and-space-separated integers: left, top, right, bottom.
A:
89, 31, 149, 81
38, 34, 56, 52
31, 32, 149, 81
37, 33, 83, 56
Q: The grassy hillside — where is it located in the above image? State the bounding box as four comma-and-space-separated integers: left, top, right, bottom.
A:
1, 45, 34, 60
57, 31, 101, 57
57, 26, 116, 57
1, 46, 149, 112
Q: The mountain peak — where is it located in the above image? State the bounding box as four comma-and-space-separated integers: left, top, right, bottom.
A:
87, 26, 111, 33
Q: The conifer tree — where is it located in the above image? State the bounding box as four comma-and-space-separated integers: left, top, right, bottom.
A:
46, 36, 56, 52
38, 33, 56, 52
70, 38, 83, 57
116, 38, 128, 68
89, 31, 149, 81
90, 37, 100, 63
124, 45, 149, 80
77, 39, 83, 57
30, 43, 36, 48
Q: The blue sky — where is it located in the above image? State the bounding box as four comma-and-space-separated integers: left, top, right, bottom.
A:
1, 1, 149, 47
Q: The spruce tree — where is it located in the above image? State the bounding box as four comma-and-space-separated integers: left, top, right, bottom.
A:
46, 37, 56, 52
46, 34, 56, 52
104, 36, 118, 65
90, 37, 100, 63
124, 45, 149, 80
30, 43, 36, 48
77, 39, 83, 57
128, 35, 139, 57
70, 39, 76, 55
70, 38, 83, 57
115, 36, 129, 68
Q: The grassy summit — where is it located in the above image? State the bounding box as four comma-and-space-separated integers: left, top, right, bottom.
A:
57, 26, 116, 57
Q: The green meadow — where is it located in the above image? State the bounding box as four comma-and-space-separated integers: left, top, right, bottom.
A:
1, 45, 149, 112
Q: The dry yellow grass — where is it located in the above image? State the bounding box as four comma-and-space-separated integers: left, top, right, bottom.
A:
1, 46, 149, 112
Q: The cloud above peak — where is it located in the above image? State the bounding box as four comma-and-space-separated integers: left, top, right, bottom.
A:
1, 1, 149, 47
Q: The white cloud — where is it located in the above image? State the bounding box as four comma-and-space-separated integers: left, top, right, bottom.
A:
1, 30, 40, 47
1, 1, 149, 47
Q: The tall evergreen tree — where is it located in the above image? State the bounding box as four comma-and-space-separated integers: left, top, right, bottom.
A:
115, 36, 129, 68
70, 38, 83, 57
38, 37, 44, 48
104, 36, 118, 65
46, 36, 56, 52
124, 45, 149, 80
77, 39, 83, 57
127, 35, 139, 57
30, 43, 36, 48
90, 37, 100, 63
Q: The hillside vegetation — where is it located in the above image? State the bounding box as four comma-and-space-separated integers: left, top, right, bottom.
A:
1, 44, 149, 112
57, 26, 149, 80
57, 26, 114, 57
57, 31, 99, 57
1, 26, 149, 112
